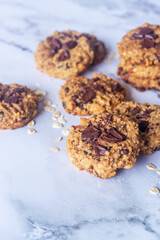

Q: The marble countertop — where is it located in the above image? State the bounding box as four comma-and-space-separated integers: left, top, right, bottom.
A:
0, 0, 160, 239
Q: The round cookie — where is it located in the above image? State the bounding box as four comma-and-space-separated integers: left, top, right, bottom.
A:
59, 73, 126, 116
66, 112, 140, 179
114, 101, 160, 154
118, 69, 160, 91
35, 30, 94, 79
0, 83, 38, 129
118, 23, 160, 66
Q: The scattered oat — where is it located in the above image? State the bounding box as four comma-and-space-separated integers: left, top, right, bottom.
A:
150, 187, 159, 195
62, 129, 69, 136
52, 123, 63, 128
58, 118, 66, 124
28, 120, 35, 127
44, 106, 55, 112
56, 137, 63, 142
53, 111, 61, 119
43, 99, 52, 106
50, 146, 60, 152
28, 128, 36, 134
157, 170, 160, 175
51, 104, 57, 108
146, 163, 156, 170
35, 90, 46, 96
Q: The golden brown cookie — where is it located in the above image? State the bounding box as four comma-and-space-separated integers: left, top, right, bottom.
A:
66, 112, 140, 179
34, 30, 95, 79
118, 23, 160, 66
0, 83, 38, 129
59, 73, 126, 115
114, 101, 160, 154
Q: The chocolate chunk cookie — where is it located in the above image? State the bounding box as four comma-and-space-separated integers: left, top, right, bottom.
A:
59, 73, 126, 115
118, 23, 160, 91
66, 112, 140, 179
114, 101, 160, 154
34, 30, 95, 79
0, 83, 38, 129
118, 23, 160, 66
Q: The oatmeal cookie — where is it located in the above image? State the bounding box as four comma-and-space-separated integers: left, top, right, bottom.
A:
34, 30, 95, 79
0, 83, 38, 129
66, 112, 140, 179
59, 73, 126, 115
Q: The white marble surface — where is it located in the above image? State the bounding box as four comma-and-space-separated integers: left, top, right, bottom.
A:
0, 0, 160, 239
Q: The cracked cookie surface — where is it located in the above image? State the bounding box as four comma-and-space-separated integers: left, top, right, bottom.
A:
66, 112, 140, 179
0, 83, 38, 129
59, 73, 126, 116
114, 101, 160, 154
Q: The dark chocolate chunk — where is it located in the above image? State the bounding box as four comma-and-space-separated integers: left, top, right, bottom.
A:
145, 34, 158, 40
139, 27, 154, 35
94, 144, 106, 156
58, 50, 70, 61
111, 84, 123, 92
139, 121, 149, 132
123, 149, 129, 155
101, 127, 126, 143
131, 34, 143, 40
106, 114, 113, 124
118, 67, 123, 72
81, 88, 96, 104
131, 106, 141, 115
155, 144, 160, 151
141, 39, 155, 49
4, 96, 19, 103
62, 40, 77, 49
65, 87, 69, 93
50, 38, 62, 50
82, 125, 101, 142
94, 84, 105, 93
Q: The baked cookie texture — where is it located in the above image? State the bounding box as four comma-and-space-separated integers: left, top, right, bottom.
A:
117, 23, 160, 91
0, 83, 38, 129
114, 101, 160, 155
66, 112, 140, 179
59, 73, 126, 116
34, 30, 106, 79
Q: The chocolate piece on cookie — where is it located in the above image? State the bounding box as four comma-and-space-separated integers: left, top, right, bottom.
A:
66, 112, 140, 179
59, 73, 126, 115
0, 83, 38, 129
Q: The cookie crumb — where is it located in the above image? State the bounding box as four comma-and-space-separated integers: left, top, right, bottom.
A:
58, 118, 66, 124
150, 187, 159, 195
62, 129, 69, 136
56, 137, 63, 142
52, 123, 63, 128
35, 90, 46, 96
43, 100, 52, 106
28, 120, 35, 127
53, 111, 61, 119
50, 146, 60, 152
28, 128, 36, 134
146, 163, 156, 170
44, 106, 55, 112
